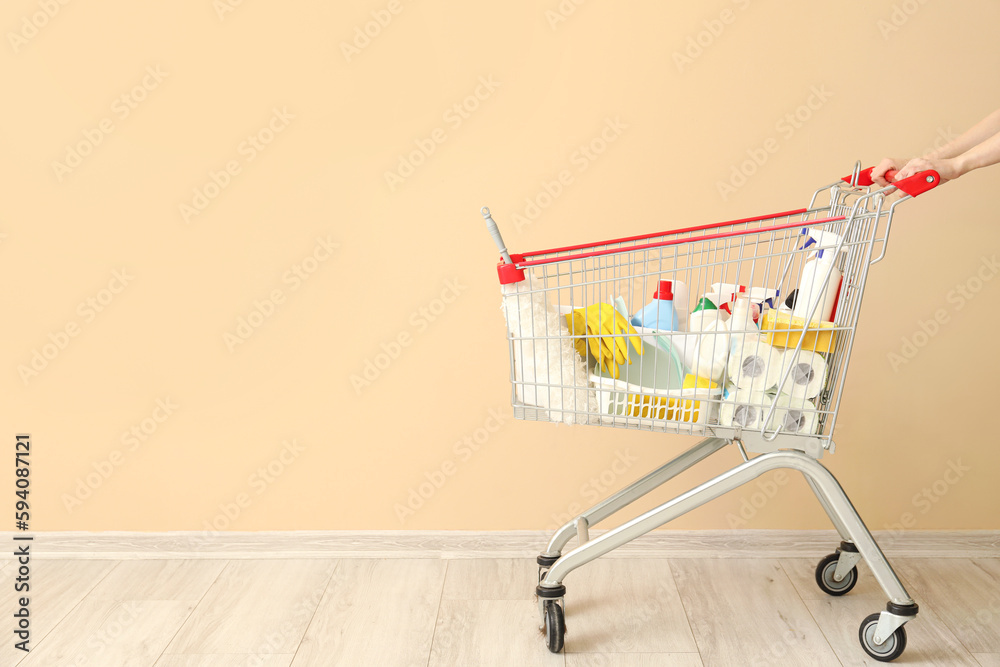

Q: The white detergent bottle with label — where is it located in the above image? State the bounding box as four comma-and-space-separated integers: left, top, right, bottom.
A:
791, 229, 846, 324
727, 297, 760, 349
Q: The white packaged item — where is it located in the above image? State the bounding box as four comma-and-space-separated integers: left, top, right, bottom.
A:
748, 286, 780, 310
688, 307, 723, 333
709, 283, 747, 306
691, 318, 730, 383
719, 388, 772, 429
791, 229, 846, 324
768, 394, 819, 435
672, 280, 690, 331
727, 297, 759, 348
777, 349, 827, 400
501, 273, 598, 424
727, 337, 781, 392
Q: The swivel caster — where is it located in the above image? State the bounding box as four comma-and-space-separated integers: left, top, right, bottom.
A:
537, 554, 559, 584
542, 600, 565, 653
859, 613, 907, 662
815, 552, 858, 596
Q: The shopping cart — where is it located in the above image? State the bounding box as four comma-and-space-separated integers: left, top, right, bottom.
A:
480, 163, 942, 662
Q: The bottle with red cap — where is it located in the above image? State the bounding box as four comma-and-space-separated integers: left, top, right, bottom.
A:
630, 280, 681, 332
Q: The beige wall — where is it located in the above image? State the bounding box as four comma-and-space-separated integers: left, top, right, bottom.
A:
4, 0, 999, 532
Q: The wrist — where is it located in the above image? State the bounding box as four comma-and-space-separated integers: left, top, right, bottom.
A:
954, 154, 972, 177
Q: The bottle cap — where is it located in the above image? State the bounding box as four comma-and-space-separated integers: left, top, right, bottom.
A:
653, 280, 674, 300
692, 297, 717, 313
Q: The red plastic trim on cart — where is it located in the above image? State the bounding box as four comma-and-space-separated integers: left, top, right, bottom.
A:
510, 214, 848, 271
842, 166, 941, 197
497, 253, 526, 284
843, 166, 877, 187
518, 208, 809, 259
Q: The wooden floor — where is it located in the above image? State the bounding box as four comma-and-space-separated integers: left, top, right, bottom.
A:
2, 554, 998, 666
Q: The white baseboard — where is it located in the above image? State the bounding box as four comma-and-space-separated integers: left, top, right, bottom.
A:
1, 530, 996, 560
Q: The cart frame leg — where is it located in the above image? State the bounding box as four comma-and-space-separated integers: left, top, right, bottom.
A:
539, 449, 916, 608
540, 437, 729, 558
804, 474, 853, 542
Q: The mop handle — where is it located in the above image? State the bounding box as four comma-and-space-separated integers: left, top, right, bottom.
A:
481, 206, 513, 265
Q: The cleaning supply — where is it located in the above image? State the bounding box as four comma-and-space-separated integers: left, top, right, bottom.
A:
776, 349, 827, 400
768, 394, 819, 435
749, 287, 781, 315
594, 371, 720, 426
783, 289, 798, 310
727, 297, 759, 347
671, 280, 690, 330
761, 310, 837, 354
688, 297, 721, 333
500, 272, 598, 424
666, 374, 722, 424
593, 328, 685, 390
630, 280, 681, 332
792, 228, 846, 324
691, 318, 730, 383
683, 374, 717, 391
566, 303, 644, 380
709, 283, 747, 314
726, 337, 782, 392
589, 335, 687, 422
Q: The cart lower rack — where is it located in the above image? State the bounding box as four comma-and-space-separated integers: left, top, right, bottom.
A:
481, 164, 942, 662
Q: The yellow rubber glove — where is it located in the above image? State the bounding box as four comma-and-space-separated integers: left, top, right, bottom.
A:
566, 304, 643, 379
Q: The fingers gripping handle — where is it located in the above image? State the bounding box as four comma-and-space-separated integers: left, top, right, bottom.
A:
482, 206, 513, 265
841, 166, 941, 197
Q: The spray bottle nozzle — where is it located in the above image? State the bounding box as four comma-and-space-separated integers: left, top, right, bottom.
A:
800, 228, 845, 260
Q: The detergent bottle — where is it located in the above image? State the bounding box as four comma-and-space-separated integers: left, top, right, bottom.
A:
791, 229, 846, 324
727, 297, 760, 346
631, 280, 680, 331
688, 297, 720, 333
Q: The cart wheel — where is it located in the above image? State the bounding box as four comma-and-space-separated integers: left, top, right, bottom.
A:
815, 552, 858, 596
543, 600, 565, 653
859, 613, 907, 662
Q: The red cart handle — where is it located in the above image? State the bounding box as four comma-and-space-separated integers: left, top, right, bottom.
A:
842, 166, 941, 197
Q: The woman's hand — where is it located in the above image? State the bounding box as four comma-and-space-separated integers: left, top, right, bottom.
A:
870, 158, 906, 187
893, 156, 963, 182
873, 156, 963, 188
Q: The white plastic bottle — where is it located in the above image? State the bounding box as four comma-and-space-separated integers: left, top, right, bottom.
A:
728, 298, 758, 335
727, 297, 762, 353
791, 229, 845, 324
